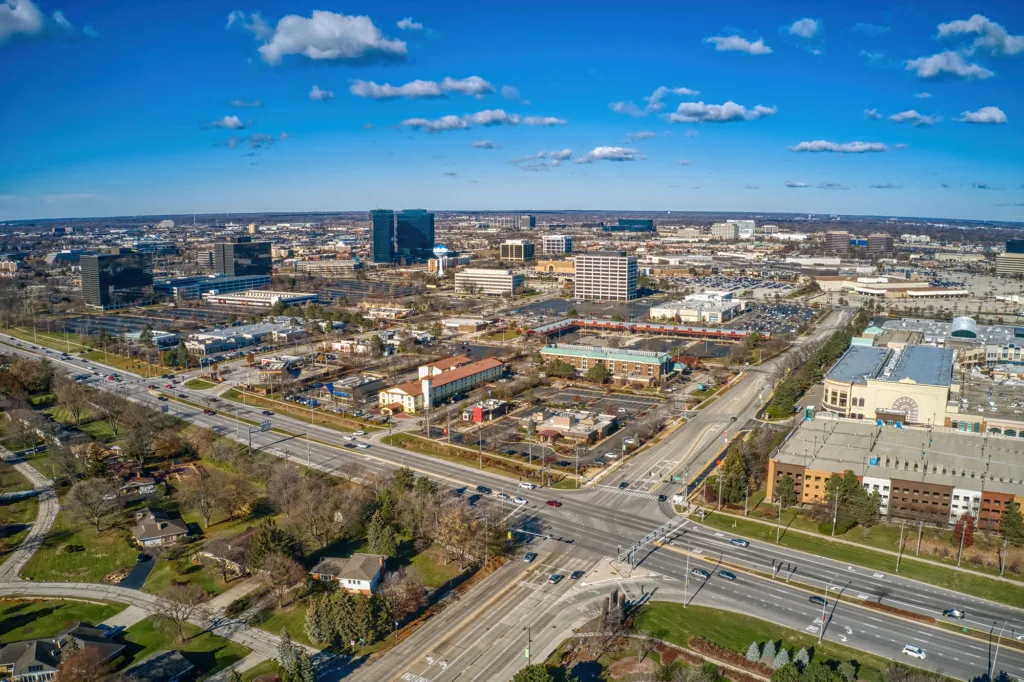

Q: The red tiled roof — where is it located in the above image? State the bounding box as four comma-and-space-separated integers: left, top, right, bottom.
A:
384, 357, 505, 397
428, 355, 473, 371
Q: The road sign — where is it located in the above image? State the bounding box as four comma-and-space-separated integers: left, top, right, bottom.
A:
161, 405, 169, 413
260, 420, 272, 432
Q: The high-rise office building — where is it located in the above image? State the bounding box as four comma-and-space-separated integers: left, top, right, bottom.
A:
519, 214, 536, 229
213, 236, 272, 277
1007, 239, 1024, 254
711, 222, 739, 240
996, 240, 1024, 276
728, 219, 756, 239
600, 219, 655, 233
542, 235, 572, 254
574, 251, 638, 301
825, 231, 851, 253
196, 250, 215, 271
499, 239, 535, 262
867, 233, 894, 255
396, 209, 435, 259
81, 248, 153, 310
370, 209, 395, 263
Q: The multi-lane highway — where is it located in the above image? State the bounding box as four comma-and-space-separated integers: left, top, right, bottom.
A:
4, 312, 1024, 681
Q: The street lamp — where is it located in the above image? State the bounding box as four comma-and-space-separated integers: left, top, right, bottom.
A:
818, 575, 836, 643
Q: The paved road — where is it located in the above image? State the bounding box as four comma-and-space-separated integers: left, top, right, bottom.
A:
0, 444, 58, 583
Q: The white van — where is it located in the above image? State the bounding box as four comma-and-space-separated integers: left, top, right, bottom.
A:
519, 482, 536, 490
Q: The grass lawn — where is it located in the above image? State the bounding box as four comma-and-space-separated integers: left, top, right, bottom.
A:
253, 597, 312, 646
242, 659, 281, 681
382, 433, 533, 482
698, 513, 1024, 608
0, 599, 126, 641
0, 461, 33, 492
0, 495, 40, 547
120, 615, 249, 675
19, 449, 57, 481
81, 350, 169, 378
77, 418, 122, 444
4, 327, 87, 352
185, 378, 217, 390
481, 329, 522, 342
20, 510, 138, 583
407, 546, 463, 589
221, 388, 381, 432
635, 603, 896, 682
141, 555, 234, 597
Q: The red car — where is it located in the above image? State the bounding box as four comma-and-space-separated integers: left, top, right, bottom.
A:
546, 500, 562, 508
203, 409, 215, 415
147, 384, 156, 389
165, 384, 173, 388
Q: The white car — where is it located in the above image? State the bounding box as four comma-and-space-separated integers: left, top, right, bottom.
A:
356, 443, 370, 449
605, 452, 619, 459
353, 430, 365, 436
342, 436, 354, 441
901, 645, 926, 660
513, 497, 528, 505
519, 482, 536, 490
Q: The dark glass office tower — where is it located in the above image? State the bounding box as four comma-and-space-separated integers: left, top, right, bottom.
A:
396, 209, 435, 259
213, 237, 272, 277
81, 249, 153, 309
370, 209, 395, 263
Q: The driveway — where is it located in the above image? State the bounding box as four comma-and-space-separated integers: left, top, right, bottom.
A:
117, 555, 156, 590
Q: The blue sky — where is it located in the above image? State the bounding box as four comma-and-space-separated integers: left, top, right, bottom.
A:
1, 0, 1022, 222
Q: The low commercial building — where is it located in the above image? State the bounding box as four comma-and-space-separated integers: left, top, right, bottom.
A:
766, 416, 1024, 529
454, 268, 524, 295
185, 322, 304, 355
524, 408, 617, 443
535, 259, 575, 275
290, 258, 362, 275
124, 330, 179, 347
648, 299, 746, 323
201, 289, 318, 308
540, 344, 672, 383
442, 318, 491, 332
462, 399, 511, 423
359, 303, 413, 320
378, 356, 506, 413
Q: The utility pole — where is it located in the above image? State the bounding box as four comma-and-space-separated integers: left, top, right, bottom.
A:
683, 553, 689, 608
818, 576, 835, 643
916, 521, 923, 557
989, 621, 1008, 680
896, 520, 906, 572
831, 489, 840, 537
1000, 539, 1008, 576
776, 499, 782, 544
306, 430, 310, 469
957, 520, 966, 566
523, 626, 531, 666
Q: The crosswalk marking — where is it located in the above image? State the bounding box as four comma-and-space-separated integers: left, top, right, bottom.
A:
595, 485, 658, 500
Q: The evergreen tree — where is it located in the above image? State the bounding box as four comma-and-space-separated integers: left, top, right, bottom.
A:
138, 325, 154, 347
391, 467, 415, 492
793, 647, 810, 670
297, 652, 316, 682
277, 627, 299, 676
801, 660, 839, 682
770, 663, 801, 682
366, 510, 399, 557
584, 361, 612, 383
305, 595, 331, 646
837, 660, 857, 682
332, 589, 359, 645
246, 520, 301, 570
175, 341, 190, 368
772, 647, 790, 670
760, 639, 776, 664
745, 642, 761, 662
511, 665, 556, 682
775, 474, 797, 508
719, 444, 749, 504
1000, 500, 1024, 547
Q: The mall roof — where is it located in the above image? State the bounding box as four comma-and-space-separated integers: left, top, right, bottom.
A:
541, 344, 670, 364
826, 345, 955, 387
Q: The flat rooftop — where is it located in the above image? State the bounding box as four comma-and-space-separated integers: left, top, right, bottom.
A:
776, 417, 1024, 494
826, 345, 955, 387
881, 318, 1024, 345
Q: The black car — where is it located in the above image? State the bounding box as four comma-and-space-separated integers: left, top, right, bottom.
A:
136, 553, 149, 563
618, 481, 629, 489
809, 596, 828, 606
262, 410, 273, 416
942, 608, 965, 619
476, 485, 492, 494
570, 570, 585, 580
344, 443, 356, 448
524, 552, 537, 563
658, 494, 668, 502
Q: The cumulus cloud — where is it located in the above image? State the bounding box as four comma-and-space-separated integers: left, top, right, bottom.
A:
863, 108, 882, 120
956, 106, 1007, 124
230, 99, 263, 108
351, 76, 493, 100
645, 86, 700, 113
609, 101, 644, 117
937, 14, 1024, 56
228, 9, 407, 66
784, 181, 809, 188
400, 109, 565, 133
973, 182, 1006, 190
789, 18, 820, 39
510, 149, 574, 171
309, 85, 334, 101
501, 85, 522, 101
905, 51, 993, 80
0, 0, 97, 44
852, 22, 890, 36
685, 129, 700, 138
576, 146, 644, 163
396, 17, 423, 31
819, 182, 849, 190
704, 35, 772, 55
667, 101, 777, 123
677, 160, 692, 166
889, 110, 939, 127
789, 140, 888, 153
472, 140, 499, 149
625, 131, 657, 142
913, 92, 932, 99
869, 182, 902, 189
205, 115, 246, 129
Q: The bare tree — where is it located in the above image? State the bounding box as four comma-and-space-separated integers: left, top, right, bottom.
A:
161, 582, 209, 644
55, 646, 111, 682
268, 463, 304, 515
53, 374, 90, 427
95, 392, 130, 437
177, 469, 225, 527
290, 481, 345, 550
261, 552, 306, 607
65, 479, 120, 531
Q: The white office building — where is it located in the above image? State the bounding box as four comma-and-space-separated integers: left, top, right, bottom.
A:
201, 289, 318, 308
574, 251, 638, 301
454, 268, 525, 295
711, 222, 739, 240
542, 235, 572, 255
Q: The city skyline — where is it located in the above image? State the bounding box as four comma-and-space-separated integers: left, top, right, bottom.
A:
1, 0, 1023, 222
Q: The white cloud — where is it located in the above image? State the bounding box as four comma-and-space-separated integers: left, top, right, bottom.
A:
510, 149, 574, 171
863, 108, 882, 120
42, 193, 102, 204
0, 0, 96, 43
625, 131, 657, 142
396, 17, 423, 31
704, 35, 772, 55
888, 109, 939, 127
609, 101, 644, 117
309, 85, 334, 101
645, 86, 699, 113
576, 146, 644, 164
937, 14, 1024, 56
860, 50, 884, 62
905, 51, 993, 80
667, 101, 777, 123
956, 106, 1007, 124
789, 140, 888, 153
472, 140, 499, 149
350, 76, 493, 100
230, 99, 263, 108
913, 92, 932, 99
400, 109, 564, 133
501, 85, 521, 101
789, 18, 820, 39
869, 183, 902, 189
784, 181, 809, 188
207, 115, 245, 129
819, 182, 849, 190
229, 9, 407, 66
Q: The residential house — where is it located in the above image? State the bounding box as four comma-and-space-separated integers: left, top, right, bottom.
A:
0, 623, 125, 682
124, 650, 196, 682
309, 554, 386, 594
196, 527, 258, 578
131, 508, 190, 548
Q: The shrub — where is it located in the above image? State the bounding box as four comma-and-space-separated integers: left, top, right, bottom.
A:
225, 595, 251, 617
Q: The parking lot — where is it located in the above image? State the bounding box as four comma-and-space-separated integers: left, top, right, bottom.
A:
544, 387, 664, 417
724, 304, 816, 335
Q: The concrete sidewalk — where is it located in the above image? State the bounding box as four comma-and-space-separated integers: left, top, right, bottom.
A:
0, 445, 58, 583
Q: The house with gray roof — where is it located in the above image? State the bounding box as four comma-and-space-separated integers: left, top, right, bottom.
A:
310, 553, 386, 594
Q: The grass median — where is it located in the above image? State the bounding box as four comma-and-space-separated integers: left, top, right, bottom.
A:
697, 512, 1024, 609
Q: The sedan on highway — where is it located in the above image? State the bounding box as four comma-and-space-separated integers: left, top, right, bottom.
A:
524, 552, 536, 563
546, 500, 562, 507
690, 568, 711, 580
901, 645, 926, 660
157, 396, 168, 402
942, 609, 965, 619
548, 574, 563, 585
476, 486, 492, 494
730, 538, 750, 547
718, 570, 737, 581
618, 481, 629, 489
809, 596, 828, 606
203, 409, 216, 415
513, 497, 528, 505
262, 410, 273, 416
570, 570, 585, 580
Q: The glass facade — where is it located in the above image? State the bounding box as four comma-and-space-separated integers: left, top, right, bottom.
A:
214, 238, 272, 277
396, 209, 435, 259
81, 250, 153, 309
370, 209, 395, 263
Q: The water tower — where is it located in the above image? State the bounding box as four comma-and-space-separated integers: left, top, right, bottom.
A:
432, 244, 450, 277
